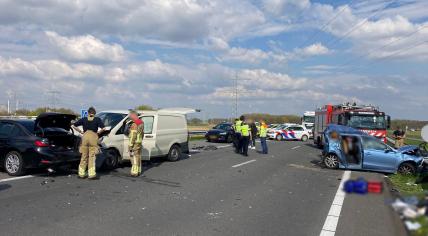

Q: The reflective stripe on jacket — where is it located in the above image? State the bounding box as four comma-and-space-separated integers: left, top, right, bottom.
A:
260, 124, 267, 137
235, 120, 243, 133
241, 123, 250, 137
129, 121, 144, 146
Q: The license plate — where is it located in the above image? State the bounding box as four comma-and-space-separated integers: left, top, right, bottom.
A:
210, 135, 217, 139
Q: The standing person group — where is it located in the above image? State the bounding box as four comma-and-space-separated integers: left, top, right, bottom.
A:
233, 115, 268, 156
72, 107, 145, 180
393, 126, 406, 148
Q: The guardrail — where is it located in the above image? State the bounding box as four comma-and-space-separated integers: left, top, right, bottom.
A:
189, 130, 207, 136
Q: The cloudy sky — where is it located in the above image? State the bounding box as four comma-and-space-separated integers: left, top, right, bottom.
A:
0, 0, 427, 119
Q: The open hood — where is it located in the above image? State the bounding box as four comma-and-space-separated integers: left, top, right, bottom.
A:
157, 107, 200, 115
397, 145, 419, 153
35, 113, 77, 130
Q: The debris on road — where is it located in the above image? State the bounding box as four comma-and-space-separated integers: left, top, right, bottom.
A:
40, 178, 55, 186
343, 178, 383, 194
191, 145, 218, 151
391, 194, 428, 233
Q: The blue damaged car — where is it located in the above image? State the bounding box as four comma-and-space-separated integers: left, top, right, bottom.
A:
322, 124, 424, 175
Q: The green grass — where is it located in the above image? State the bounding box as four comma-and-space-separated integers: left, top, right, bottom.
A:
412, 216, 428, 236
389, 174, 425, 195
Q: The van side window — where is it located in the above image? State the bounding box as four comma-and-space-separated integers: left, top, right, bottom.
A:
141, 116, 154, 134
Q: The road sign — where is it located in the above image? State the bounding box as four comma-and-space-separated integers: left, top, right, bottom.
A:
81, 109, 88, 118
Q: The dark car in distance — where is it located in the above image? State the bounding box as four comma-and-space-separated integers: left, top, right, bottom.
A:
0, 113, 81, 176
205, 123, 234, 143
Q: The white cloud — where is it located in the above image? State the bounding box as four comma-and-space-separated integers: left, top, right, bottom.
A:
295, 43, 330, 57
45, 31, 125, 63
262, 0, 310, 16
0, 56, 103, 80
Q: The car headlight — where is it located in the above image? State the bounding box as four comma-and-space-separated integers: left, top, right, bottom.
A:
220, 132, 227, 135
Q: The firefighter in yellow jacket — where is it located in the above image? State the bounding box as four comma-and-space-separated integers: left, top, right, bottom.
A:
128, 110, 144, 177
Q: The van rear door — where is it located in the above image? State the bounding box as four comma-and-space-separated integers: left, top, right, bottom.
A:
140, 115, 157, 160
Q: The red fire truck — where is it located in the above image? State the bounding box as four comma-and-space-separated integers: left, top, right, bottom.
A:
314, 103, 390, 147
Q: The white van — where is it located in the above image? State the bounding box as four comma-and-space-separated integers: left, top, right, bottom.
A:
96, 108, 194, 169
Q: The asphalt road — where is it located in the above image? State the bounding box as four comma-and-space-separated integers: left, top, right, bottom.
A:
0, 140, 405, 236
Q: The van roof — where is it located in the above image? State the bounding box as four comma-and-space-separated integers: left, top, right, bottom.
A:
99, 110, 186, 116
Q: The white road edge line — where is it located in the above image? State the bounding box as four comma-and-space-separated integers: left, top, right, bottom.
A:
232, 159, 256, 168
291, 145, 301, 150
0, 175, 35, 183
217, 144, 232, 149
319, 170, 351, 236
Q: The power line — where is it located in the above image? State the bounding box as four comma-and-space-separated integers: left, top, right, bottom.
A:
342, 39, 428, 75
325, 0, 395, 48
298, 0, 355, 48
337, 24, 428, 69
46, 90, 60, 111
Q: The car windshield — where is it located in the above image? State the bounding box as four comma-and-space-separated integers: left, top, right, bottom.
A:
347, 115, 386, 130
96, 112, 127, 128
214, 124, 230, 130
303, 116, 315, 123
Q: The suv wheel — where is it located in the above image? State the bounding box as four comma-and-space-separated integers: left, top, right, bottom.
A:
4, 151, 25, 176
167, 145, 182, 162
103, 149, 120, 170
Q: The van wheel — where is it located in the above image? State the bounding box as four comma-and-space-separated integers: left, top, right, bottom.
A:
167, 145, 182, 162
324, 154, 339, 169
301, 135, 308, 142
4, 151, 25, 176
103, 149, 120, 170
398, 163, 416, 175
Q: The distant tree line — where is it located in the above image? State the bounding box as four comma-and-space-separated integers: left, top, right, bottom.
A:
242, 113, 301, 124
391, 119, 428, 130
0, 107, 76, 116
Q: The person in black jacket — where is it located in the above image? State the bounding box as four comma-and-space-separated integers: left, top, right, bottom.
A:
249, 120, 258, 150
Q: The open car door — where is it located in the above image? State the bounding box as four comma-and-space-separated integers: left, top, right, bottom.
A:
340, 134, 363, 170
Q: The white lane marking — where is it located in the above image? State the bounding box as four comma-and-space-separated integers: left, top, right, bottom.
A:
319, 170, 351, 236
291, 145, 301, 150
0, 175, 35, 183
232, 159, 256, 168
217, 144, 232, 149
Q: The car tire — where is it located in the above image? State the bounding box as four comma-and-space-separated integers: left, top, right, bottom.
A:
4, 151, 26, 176
276, 135, 283, 141
398, 162, 416, 175
226, 135, 233, 143
167, 145, 182, 162
301, 135, 309, 142
324, 154, 339, 169
102, 149, 120, 170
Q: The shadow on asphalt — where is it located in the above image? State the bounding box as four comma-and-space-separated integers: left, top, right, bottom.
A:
0, 184, 11, 191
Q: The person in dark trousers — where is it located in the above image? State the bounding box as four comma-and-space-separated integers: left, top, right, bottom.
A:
237, 115, 245, 154
259, 120, 268, 154
249, 120, 258, 150
240, 119, 251, 156
233, 118, 242, 153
